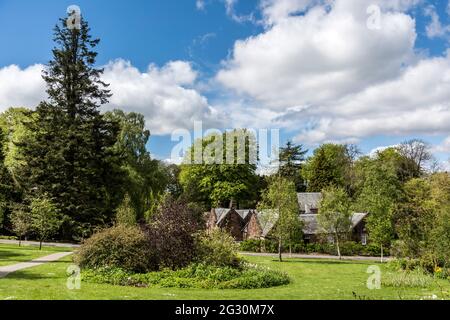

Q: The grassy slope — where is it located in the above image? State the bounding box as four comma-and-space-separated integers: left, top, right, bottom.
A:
0, 254, 449, 300
0, 244, 71, 267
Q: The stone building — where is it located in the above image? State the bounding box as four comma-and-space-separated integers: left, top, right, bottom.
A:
206, 193, 369, 244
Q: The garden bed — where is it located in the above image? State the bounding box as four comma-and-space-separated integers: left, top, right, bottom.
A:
82, 262, 290, 289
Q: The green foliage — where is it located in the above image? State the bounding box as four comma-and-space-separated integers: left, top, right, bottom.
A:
30, 196, 61, 249
241, 239, 388, 257
195, 229, 241, 268
115, 193, 137, 226
104, 110, 169, 220
180, 129, 259, 208
258, 176, 301, 261
240, 239, 263, 252
74, 225, 152, 273
0, 122, 20, 231
302, 144, 354, 193
82, 263, 290, 289
279, 141, 308, 192
353, 153, 403, 252
393, 178, 435, 258
10, 204, 32, 244
0, 235, 18, 240
18, 16, 124, 241
318, 186, 352, 258
0, 108, 36, 180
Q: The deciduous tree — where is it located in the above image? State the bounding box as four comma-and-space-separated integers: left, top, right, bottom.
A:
30, 196, 61, 250
258, 176, 301, 262
318, 187, 352, 259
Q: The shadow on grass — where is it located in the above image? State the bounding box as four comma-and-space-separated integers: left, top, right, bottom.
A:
2, 272, 59, 280
0, 251, 28, 261
270, 259, 366, 265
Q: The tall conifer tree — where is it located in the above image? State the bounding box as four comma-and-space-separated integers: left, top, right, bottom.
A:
20, 15, 123, 240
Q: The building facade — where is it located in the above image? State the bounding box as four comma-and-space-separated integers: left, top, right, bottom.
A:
206, 193, 369, 244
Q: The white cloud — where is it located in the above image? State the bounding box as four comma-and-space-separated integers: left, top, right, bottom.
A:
0, 60, 227, 136
0, 64, 46, 111
442, 160, 450, 172
102, 59, 226, 135
216, 0, 450, 145
224, 0, 256, 23
260, 0, 317, 25
433, 136, 450, 153
196, 0, 206, 11
218, 0, 416, 110
424, 5, 450, 39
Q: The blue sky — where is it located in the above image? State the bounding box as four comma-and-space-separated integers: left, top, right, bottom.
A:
0, 0, 449, 169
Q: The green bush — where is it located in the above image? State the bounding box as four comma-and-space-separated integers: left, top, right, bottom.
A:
240, 239, 262, 252
195, 229, 241, 268
82, 263, 290, 290
218, 263, 290, 289
242, 239, 390, 257
0, 235, 18, 240
74, 225, 154, 273
434, 267, 450, 280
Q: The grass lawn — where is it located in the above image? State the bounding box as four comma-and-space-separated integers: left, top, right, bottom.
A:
0, 244, 72, 267
0, 251, 449, 300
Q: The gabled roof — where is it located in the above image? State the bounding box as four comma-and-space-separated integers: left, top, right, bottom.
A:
300, 214, 322, 235
301, 213, 369, 235
297, 193, 322, 211
213, 208, 255, 226
351, 212, 369, 227
214, 208, 231, 225
257, 209, 279, 237
236, 209, 252, 221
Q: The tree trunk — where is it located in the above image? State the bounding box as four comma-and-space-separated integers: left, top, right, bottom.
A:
39, 239, 43, 251
278, 238, 283, 262
19, 236, 22, 247
335, 234, 341, 260
380, 244, 384, 263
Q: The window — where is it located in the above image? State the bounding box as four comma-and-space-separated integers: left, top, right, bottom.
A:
361, 233, 367, 246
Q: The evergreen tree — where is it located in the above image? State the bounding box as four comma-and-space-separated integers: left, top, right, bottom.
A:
19, 15, 123, 240
116, 193, 137, 226
279, 141, 308, 192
